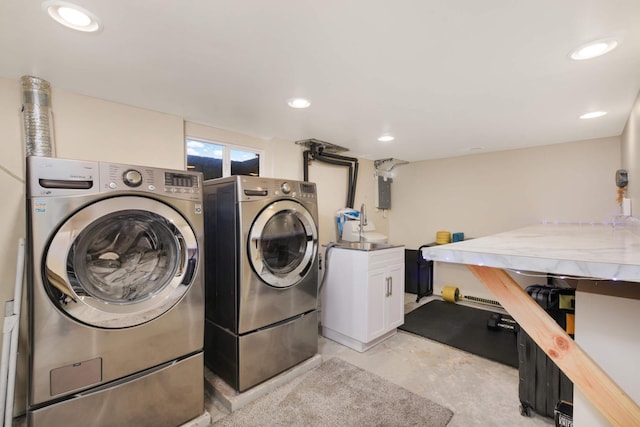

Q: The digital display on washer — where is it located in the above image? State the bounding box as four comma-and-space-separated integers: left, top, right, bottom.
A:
164, 172, 199, 188
300, 183, 315, 194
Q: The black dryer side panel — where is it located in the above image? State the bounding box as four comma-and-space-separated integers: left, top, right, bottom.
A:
204, 180, 239, 332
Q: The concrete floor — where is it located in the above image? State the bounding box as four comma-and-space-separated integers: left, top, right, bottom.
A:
205, 294, 555, 426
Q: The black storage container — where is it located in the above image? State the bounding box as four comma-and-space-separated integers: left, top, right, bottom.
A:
518, 285, 575, 418
404, 247, 433, 300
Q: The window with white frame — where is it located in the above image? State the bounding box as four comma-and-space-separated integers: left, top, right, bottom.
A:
186, 138, 263, 180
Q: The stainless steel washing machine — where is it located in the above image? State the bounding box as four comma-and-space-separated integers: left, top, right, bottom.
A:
23, 156, 204, 426
204, 176, 319, 392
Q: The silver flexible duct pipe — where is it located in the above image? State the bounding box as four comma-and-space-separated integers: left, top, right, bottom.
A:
21, 75, 54, 157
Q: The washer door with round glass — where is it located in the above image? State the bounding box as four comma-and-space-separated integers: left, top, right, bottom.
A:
248, 200, 318, 288
44, 196, 199, 329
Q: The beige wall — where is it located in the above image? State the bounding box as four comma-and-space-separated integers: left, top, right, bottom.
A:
391, 137, 621, 299
52, 91, 185, 168
622, 90, 640, 211
392, 137, 621, 247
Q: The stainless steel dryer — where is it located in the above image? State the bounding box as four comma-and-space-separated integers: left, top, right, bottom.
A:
204, 176, 319, 392
23, 156, 204, 426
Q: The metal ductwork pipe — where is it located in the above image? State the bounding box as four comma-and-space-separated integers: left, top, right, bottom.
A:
299, 139, 360, 208
307, 147, 353, 207
302, 142, 359, 208
316, 148, 359, 208
303, 150, 310, 182
21, 75, 54, 157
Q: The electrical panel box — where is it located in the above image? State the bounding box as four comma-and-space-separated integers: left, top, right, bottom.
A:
376, 176, 392, 209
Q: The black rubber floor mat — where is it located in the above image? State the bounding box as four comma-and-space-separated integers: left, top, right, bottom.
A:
399, 300, 518, 368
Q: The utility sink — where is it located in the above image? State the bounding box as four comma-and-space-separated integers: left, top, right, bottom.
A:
333, 241, 398, 251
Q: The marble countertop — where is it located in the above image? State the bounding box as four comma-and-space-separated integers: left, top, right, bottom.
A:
421, 222, 640, 282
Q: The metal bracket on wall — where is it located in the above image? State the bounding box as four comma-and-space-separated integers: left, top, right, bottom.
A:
374, 158, 409, 180
295, 138, 349, 153
374, 158, 409, 171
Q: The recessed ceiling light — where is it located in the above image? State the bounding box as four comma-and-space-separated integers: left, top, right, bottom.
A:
287, 98, 311, 109
378, 134, 395, 142
570, 39, 619, 60
580, 111, 607, 119
42, 1, 102, 33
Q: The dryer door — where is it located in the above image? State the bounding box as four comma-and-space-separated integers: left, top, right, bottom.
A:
248, 200, 318, 288
44, 196, 199, 328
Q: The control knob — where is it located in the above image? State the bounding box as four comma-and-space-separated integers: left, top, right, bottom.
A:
123, 169, 143, 187
281, 182, 291, 194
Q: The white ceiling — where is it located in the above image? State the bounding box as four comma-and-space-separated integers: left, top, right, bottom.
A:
1, 1, 639, 162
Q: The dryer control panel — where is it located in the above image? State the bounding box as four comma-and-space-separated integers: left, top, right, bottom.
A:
237, 176, 317, 202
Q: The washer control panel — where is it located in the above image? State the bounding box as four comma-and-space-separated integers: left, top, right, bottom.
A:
101, 163, 201, 201
26, 156, 203, 203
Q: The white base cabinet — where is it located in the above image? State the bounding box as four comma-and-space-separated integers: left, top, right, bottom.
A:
321, 246, 405, 352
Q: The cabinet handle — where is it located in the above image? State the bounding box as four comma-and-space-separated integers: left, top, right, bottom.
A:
389, 277, 393, 296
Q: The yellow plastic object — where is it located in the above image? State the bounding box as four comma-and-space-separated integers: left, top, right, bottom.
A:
441, 285, 460, 302
436, 230, 451, 245
566, 313, 575, 335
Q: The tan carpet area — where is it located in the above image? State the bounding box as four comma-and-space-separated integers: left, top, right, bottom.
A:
212, 357, 453, 426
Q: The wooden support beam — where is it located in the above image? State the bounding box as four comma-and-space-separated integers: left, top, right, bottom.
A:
467, 265, 640, 427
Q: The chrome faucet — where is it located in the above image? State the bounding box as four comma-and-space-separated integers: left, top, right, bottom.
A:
359, 203, 367, 242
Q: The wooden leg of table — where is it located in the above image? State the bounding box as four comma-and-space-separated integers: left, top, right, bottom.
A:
467, 265, 640, 427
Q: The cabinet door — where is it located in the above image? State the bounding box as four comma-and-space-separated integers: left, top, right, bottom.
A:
366, 267, 388, 341
385, 263, 405, 330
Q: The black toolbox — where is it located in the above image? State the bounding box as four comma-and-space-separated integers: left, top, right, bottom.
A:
518, 284, 575, 419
